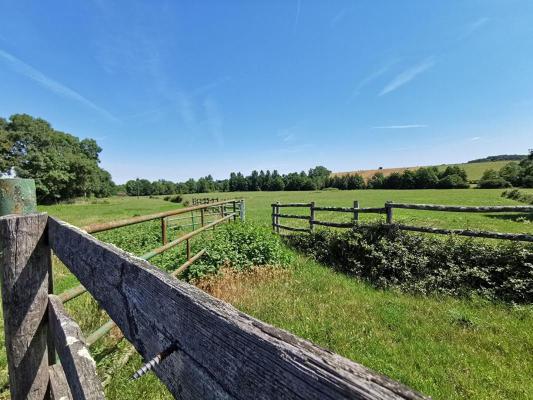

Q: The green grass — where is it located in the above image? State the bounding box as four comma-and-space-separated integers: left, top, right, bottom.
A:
0, 189, 531, 399
182, 188, 533, 234
437, 160, 513, 182
214, 258, 532, 400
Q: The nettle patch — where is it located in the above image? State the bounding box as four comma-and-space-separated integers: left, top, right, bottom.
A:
287, 224, 533, 303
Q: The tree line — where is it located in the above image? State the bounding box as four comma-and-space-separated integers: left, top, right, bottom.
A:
0, 114, 115, 203
121, 165, 472, 196
2, 114, 531, 201
477, 150, 533, 188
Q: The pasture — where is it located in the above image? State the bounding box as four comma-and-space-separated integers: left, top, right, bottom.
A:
333, 160, 513, 182
1, 188, 532, 399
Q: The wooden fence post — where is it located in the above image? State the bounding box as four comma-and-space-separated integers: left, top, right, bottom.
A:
161, 217, 167, 245
233, 200, 237, 222
309, 202, 315, 232
240, 199, 246, 221
191, 211, 195, 230
275, 202, 280, 233
386, 201, 393, 224
186, 239, 191, 260
353, 200, 359, 222
200, 208, 205, 227
0, 178, 51, 400
271, 204, 275, 231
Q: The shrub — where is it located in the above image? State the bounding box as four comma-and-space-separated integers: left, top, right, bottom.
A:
186, 222, 292, 280
502, 189, 533, 205
478, 170, 511, 188
438, 174, 470, 189
286, 224, 533, 303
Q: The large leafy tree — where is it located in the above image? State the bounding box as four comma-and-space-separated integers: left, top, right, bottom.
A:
0, 114, 115, 203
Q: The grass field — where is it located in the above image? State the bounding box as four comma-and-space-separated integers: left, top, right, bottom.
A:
1, 189, 532, 399
334, 160, 514, 182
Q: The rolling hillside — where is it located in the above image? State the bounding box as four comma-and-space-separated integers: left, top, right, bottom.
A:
334, 160, 513, 182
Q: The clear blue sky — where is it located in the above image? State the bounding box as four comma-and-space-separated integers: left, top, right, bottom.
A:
1, 1, 532, 183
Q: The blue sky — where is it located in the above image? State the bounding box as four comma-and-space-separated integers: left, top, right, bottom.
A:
1, 1, 532, 183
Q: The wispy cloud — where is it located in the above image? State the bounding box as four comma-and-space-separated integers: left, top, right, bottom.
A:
372, 124, 428, 129
469, 136, 481, 141
462, 17, 490, 39
0, 48, 118, 121
203, 96, 224, 146
379, 57, 435, 96
177, 93, 195, 127
293, 0, 301, 31
277, 127, 298, 143
192, 76, 231, 97
351, 62, 396, 98
331, 7, 349, 27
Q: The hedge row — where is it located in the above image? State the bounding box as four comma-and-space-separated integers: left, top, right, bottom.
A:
287, 224, 533, 303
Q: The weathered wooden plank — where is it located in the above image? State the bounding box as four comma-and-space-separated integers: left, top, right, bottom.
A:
313, 206, 385, 213
390, 203, 533, 213
48, 217, 427, 400
394, 224, 533, 242
273, 223, 310, 232
312, 220, 355, 228
49, 364, 73, 400
48, 294, 104, 399
0, 213, 50, 400
272, 213, 311, 220
271, 202, 312, 208
386, 202, 394, 224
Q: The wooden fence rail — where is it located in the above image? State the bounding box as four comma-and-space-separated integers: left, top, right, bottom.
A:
271, 200, 533, 242
0, 179, 426, 398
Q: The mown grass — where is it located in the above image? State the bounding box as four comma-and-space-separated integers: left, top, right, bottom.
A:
0, 189, 531, 399
200, 261, 533, 400
181, 188, 533, 234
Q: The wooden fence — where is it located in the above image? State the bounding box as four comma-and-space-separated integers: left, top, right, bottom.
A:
0, 178, 426, 399
192, 197, 224, 205
271, 200, 533, 242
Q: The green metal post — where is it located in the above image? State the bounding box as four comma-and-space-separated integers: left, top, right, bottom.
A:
0, 178, 37, 215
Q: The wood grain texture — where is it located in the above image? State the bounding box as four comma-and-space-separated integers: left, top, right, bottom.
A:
394, 224, 533, 242
273, 223, 310, 232
271, 202, 313, 207
272, 213, 311, 220
48, 217, 427, 400
49, 364, 73, 400
48, 295, 104, 399
0, 213, 50, 400
312, 220, 355, 228
390, 203, 533, 212
313, 206, 385, 213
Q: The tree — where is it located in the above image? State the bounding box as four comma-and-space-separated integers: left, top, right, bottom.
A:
0, 114, 115, 203
414, 167, 439, 188
499, 162, 522, 187
367, 173, 385, 189
477, 170, 511, 188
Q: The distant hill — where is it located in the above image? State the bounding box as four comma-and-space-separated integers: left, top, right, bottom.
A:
467, 154, 527, 163
333, 160, 514, 183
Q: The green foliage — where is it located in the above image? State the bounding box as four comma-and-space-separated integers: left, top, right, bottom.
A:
326, 174, 366, 190
186, 222, 292, 280
366, 166, 469, 189
287, 224, 533, 303
163, 194, 183, 203
478, 152, 533, 188
468, 154, 527, 163
0, 114, 115, 203
502, 189, 533, 205
478, 169, 512, 188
